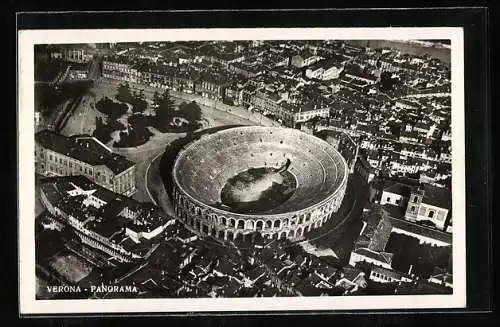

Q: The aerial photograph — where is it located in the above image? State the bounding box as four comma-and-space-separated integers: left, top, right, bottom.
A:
33, 39, 453, 300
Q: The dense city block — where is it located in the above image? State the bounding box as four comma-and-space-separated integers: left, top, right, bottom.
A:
34, 39, 453, 299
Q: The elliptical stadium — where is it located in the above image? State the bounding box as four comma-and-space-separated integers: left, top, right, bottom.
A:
171, 126, 349, 243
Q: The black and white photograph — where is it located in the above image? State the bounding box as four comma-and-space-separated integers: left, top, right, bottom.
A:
18, 27, 466, 314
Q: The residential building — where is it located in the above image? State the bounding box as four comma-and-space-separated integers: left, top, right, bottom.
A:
305, 59, 344, 80
354, 156, 374, 183
38, 176, 173, 263
290, 51, 322, 68
195, 73, 231, 100
349, 248, 393, 269
291, 103, 331, 125
250, 90, 295, 126
369, 266, 412, 284
404, 186, 451, 230
102, 56, 139, 83
428, 268, 453, 288
380, 182, 413, 207
61, 47, 93, 63
35, 130, 136, 196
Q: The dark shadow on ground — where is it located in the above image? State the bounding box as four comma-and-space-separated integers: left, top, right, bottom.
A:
302, 173, 370, 266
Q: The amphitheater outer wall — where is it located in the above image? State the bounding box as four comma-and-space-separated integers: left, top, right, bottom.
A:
171, 126, 349, 242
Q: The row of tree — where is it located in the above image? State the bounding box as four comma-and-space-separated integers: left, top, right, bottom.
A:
152, 89, 202, 132
116, 83, 148, 113
92, 116, 125, 144
95, 96, 128, 120
153, 89, 175, 129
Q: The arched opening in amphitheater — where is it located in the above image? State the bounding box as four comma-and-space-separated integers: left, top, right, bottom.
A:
171, 126, 349, 243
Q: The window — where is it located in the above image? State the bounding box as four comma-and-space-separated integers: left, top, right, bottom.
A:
428, 210, 435, 218
386, 197, 390, 202
395, 199, 401, 205
410, 205, 416, 213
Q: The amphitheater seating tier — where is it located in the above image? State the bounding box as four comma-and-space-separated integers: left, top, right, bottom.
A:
173, 127, 348, 214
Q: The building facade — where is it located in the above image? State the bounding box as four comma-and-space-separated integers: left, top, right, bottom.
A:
39, 176, 172, 264
293, 106, 330, 124
404, 187, 451, 230
379, 182, 413, 207
35, 130, 137, 196
290, 52, 322, 68
102, 58, 140, 83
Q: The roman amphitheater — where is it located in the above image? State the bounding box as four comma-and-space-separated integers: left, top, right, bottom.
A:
171, 126, 349, 243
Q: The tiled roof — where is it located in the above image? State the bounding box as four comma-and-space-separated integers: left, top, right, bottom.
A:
39, 175, 172, 248
176, 225, 197, 241
246, 265, 267, 281
341, 266, 364, 282
422, 185, 451, 209
297, 50, 315, 60
381, 204, 406, 219
36, 130, 135, 175
86, 217, 123, 239
353, 248, 393, 265
371, 265, 409, 281
383, 182, 414, 197
295, 280, 325, 296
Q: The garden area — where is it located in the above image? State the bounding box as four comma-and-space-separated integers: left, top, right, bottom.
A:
91, 82, 204, 148
92, 116, 126, 144
35, 80, 93, 118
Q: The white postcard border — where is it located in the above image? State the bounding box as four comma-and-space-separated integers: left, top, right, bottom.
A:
18, 27, 466, 314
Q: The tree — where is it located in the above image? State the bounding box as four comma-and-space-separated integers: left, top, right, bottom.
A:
177, 101, 202, 127
130, 97, 148, 114
155, 89, 175, 129
116, 82, 133, 104
153, 90, 160, 106
92, 116, 125, 144
379, 71, 396, 92
95, 96, 128, 120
